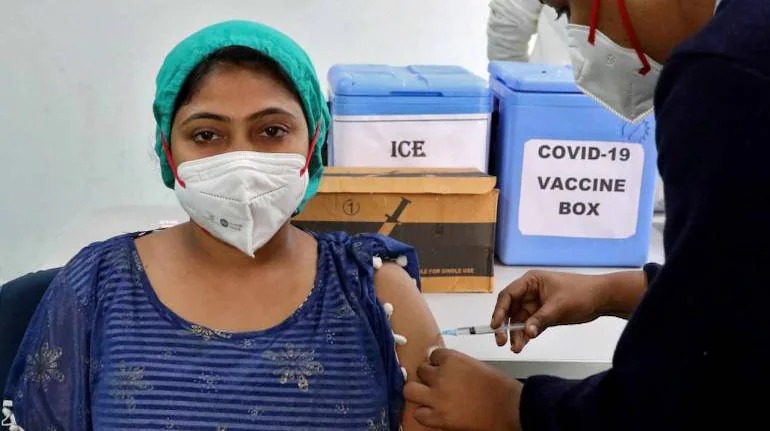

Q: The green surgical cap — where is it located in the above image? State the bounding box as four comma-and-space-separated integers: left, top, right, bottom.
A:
153, 20, 330, 212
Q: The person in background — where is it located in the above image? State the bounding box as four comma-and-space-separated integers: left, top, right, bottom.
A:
487, 0, 571, 65
406, 0, 770, 429
488, 0, 666, 213
1, 20, 441, 430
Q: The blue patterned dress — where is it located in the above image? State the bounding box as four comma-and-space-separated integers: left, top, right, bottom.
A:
2, 231, 420, 430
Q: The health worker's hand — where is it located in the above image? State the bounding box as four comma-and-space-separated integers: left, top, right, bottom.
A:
492, 270, 648, 353
404, 347, 522, 431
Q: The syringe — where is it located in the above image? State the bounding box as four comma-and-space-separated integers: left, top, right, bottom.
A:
441, 323, 527, 336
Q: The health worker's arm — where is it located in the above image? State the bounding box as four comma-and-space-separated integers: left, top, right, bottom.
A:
375, 263, 444, 431
520, 55, 770, 429
487, 0, 543, 62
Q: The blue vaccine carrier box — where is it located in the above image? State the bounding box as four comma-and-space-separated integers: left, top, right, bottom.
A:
327, 65, 492, 172
489, 62, 658, 267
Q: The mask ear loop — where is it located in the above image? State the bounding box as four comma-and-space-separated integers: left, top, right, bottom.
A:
587, 0, 652, 76
301, 125, 320, 177
616, 0, 652, 75
160, 131, 217, 236
160, 132, 186, 188
588, 0, 602, 44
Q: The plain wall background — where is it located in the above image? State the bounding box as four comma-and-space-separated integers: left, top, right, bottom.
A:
0, 0, 493, 283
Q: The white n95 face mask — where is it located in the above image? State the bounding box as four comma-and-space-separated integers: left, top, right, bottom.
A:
567, 24, 662, 124
174, 151, 309, 257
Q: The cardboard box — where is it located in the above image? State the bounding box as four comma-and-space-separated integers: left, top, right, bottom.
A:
293, 167, 499, 293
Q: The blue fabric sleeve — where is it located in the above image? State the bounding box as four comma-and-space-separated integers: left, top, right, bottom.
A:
328, 232, 421, 431
3, 249, 97, 430
0, 268, 61, 397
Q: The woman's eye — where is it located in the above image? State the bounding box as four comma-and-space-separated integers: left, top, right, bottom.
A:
260, 126, 289, 138
193, 130, 221, 143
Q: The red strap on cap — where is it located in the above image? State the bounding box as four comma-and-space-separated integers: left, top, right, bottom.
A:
616, 0, 652, 75
160, 132, 186, 188
301, 125, 320, 176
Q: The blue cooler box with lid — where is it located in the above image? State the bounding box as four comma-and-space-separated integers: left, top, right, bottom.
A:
327, 64, 492, 172
489, 61, 658, 267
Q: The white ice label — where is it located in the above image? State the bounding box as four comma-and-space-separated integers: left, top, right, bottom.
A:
331, 113, 490, 172
518, 139, 645, 239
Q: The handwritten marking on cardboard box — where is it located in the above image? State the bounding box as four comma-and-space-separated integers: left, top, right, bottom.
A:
518, 139, 645, 239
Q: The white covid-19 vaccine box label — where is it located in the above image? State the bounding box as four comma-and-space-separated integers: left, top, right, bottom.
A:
518, 139, 645, 239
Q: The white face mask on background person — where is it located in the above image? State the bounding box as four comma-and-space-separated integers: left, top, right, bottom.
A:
567, 24, 663, 124
173, 151, 309, 257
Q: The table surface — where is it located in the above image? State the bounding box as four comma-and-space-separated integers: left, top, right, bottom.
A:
42, 205, 666, 379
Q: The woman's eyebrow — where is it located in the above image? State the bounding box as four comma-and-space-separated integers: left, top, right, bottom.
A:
181, 112, 230, 126
246, 107, 298, 122
181, 107, 297, 126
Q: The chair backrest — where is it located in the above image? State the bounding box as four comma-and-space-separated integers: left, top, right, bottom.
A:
0, 268, 60, 396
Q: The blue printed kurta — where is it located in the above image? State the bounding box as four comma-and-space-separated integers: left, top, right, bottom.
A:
3, 231, 420, 430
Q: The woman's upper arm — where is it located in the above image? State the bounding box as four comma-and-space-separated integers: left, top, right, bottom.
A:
374, 262, 444, 431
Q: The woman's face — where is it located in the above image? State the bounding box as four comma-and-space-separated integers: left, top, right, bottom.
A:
170, 64, 309, 165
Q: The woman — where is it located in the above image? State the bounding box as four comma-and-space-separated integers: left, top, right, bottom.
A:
2, 20, 441, 430
406, 0, 770, 430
